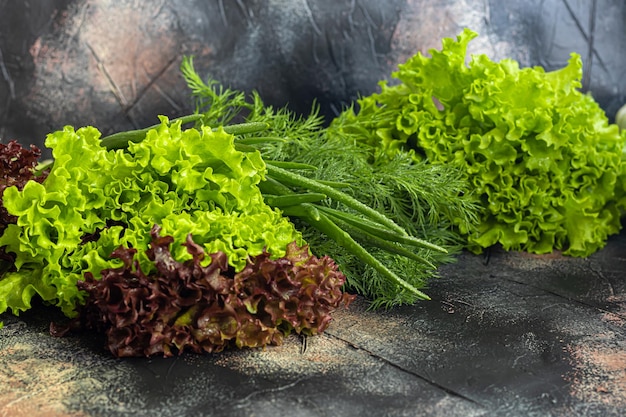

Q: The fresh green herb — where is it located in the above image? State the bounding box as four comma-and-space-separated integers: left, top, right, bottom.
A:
182, 57, 478, 308
331, 28, 626, 257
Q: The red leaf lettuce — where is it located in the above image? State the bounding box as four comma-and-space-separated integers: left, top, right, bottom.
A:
53, 225, 353, 357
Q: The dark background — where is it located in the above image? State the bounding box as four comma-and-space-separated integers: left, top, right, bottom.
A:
0, 0, 624, 157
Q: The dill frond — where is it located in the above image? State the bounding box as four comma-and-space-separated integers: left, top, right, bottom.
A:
180, 58, 479, 308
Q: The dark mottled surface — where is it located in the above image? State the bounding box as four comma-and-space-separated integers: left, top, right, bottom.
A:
1, 231, 625, 417
0, 0, 625, 157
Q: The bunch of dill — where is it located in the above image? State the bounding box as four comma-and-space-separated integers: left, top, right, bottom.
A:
181, 57, 479, 308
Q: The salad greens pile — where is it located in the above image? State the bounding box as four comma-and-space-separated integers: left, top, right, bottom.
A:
1, 28, 624, 356
331, 28, 626, 256
0, 59, 473, 351
0, 118, 302, 319
0, 47, 478, 338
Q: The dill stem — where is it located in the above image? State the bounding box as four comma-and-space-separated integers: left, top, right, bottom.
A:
265, 163, 407, 236
100, 116, 267, 150
294, 204, 430, 301
264, 193, 327, 207
316, 205, 447, 253
100, 114, 202, 150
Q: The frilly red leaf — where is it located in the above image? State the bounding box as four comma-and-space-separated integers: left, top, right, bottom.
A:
64, 225, 353, 357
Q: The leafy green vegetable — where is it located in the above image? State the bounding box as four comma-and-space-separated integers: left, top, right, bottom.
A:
331, 28, 626, 257
0, 117, 301, 319
51, 225, 352, 357
182, 57, 479, 308
0, 141, 50, 234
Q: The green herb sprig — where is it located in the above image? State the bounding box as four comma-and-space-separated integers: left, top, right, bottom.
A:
180, 57, 478, 308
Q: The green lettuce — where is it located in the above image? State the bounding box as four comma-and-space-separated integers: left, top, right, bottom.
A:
0, 117, 301, 318
331, 28, 626, 257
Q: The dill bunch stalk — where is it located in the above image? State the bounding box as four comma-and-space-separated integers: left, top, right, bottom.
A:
181, 57, 479, 308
